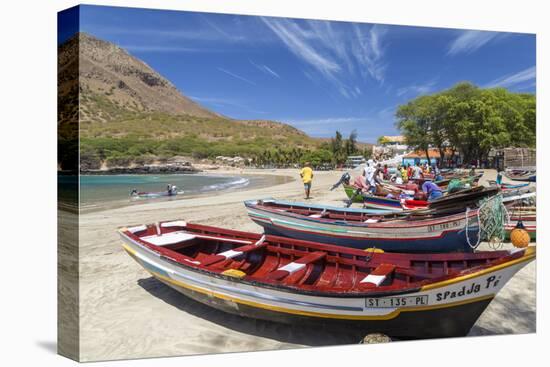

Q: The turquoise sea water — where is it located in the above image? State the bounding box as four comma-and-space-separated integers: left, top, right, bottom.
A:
76, 173, 289, 211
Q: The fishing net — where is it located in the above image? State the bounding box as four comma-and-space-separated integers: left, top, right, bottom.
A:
465, 194, 507, 249
447, 178, 466, 193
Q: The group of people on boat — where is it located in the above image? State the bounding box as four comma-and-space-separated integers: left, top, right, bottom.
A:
358, 159, 443, 201
166, 184, 179, 196
129, 184, 179, 197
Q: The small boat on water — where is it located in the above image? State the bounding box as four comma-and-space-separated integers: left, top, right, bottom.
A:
244, 198, 485, 253
130, 189, 184, 199
119, 221, 535, 339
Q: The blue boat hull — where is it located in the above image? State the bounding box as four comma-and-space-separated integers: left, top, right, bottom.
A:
250, 218, 477, 253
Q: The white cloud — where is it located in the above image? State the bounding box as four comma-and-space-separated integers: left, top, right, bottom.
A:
261, 18, 341, 80
249, 59, 281, 78
262, 65, 280, 79
217, 67, 257, 86
352, 24, 387, 82
190, 96, 267, 114
289, 116, 370, 127
396, 79, 438, 97
261, 17, 387, 98
484, 66, 536, 88
284, 114, 398, 143
447, 30, 504, 56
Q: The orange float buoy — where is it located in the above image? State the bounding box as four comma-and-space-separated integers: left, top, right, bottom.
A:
510, 221, 530, 248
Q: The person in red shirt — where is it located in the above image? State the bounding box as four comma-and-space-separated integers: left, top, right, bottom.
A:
407, 164, 413, 180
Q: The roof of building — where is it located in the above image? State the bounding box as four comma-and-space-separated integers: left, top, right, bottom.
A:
403, 148, 455, 159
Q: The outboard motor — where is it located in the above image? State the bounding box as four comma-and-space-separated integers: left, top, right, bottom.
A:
330, 172, 351, 191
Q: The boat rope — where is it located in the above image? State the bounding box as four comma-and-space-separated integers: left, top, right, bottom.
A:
465, 207, 481, 249
465, 194, 507, 249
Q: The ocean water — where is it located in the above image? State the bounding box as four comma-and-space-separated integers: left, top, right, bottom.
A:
77, 173, 289, 211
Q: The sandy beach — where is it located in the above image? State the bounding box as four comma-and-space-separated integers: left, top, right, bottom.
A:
75, 168, 536, 361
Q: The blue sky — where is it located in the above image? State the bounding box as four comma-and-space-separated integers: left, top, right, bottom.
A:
60, 5, 536, 143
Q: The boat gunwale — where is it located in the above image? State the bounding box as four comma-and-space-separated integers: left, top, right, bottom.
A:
119, 222, 534, 299
244, 199, 480, 229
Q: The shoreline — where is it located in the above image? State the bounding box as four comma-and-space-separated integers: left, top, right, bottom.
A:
79, 170, 294, 213
75, 168, 535, 361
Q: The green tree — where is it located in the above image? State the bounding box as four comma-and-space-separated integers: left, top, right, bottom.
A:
344, 129, 358, 156
396, 81, 535, 166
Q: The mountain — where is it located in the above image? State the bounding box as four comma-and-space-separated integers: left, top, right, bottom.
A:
59, 32, 219, 121
58, 33, 362, 170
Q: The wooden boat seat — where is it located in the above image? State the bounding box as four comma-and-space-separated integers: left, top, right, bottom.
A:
141, 231, 196, 246
201, 235, 267, 266
160, 220, 187, 228
267, 251, 326, 281
308, 209, 328, 218
359, 263, 395, 288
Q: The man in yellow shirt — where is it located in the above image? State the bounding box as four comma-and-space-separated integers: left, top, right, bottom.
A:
300, 162, 314, 199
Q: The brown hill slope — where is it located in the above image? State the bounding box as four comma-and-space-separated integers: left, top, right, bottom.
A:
59, 32, 220, 121
58, 33, 355, 170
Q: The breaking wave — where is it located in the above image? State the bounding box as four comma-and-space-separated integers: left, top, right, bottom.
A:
200, 177, 250, 192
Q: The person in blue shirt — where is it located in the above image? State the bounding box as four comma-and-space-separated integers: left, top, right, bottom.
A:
422, 179, 443, 201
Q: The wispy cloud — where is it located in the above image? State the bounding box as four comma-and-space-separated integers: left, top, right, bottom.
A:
484, 66, 536, 88
86, 25, 245, 43
447, 30, 505, 56
261, 17, 387, 98
262, 65, 280, 79
217, 67, 257, 86
396, 79, 438, 97
285, 114, 398, 143
190, 96, 267, 114
249, 59, 281, 78
261, 18, 341, 79
289, 116, 370, 127
352, 24, 387, 82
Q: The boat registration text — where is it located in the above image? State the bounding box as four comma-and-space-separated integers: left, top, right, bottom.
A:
365, 295, 429, 308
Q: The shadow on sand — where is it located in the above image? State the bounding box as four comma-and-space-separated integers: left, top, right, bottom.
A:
137, 277, 369, 346
468, 291, 536, 336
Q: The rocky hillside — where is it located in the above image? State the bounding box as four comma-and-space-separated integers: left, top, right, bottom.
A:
59, 32, 220, 121
58, 33, 327, 170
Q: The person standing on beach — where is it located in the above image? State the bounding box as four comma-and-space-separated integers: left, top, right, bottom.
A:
364, 160, 378, 194
300, 162, 314, 199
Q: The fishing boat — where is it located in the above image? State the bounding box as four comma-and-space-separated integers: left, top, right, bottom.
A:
501, 182, 530, 190
504, 169, 536, 182
361, 195, 428, 212
342, 184, 427, 210
505, 223, 536, 240
244, 199, 484, 253
504, 207, 536, 240
119, 221, 535, 339
343, 184, 366, 203
343, 175, 482, 209
130, 189, 184, 199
